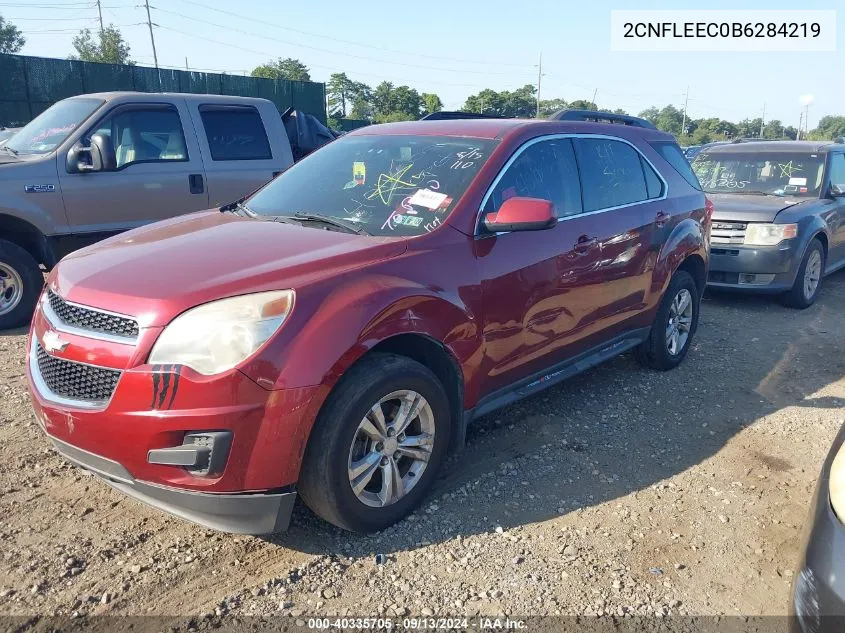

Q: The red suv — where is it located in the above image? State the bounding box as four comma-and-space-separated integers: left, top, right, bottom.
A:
26, 111, 711, 534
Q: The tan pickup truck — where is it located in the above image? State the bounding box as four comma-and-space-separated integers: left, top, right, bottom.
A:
0, 91, 334, 328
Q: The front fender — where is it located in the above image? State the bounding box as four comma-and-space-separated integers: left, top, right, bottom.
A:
239, 273, 479, 393
652, 217, 709, 299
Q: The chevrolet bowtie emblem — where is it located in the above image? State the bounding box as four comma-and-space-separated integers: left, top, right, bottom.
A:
42, 330, 69, 353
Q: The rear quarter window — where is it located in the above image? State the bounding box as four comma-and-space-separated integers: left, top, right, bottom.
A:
199, 105, 272, 161
650, 141, 702, 190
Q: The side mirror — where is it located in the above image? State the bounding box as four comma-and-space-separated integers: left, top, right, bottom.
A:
66, 132, 115, 173
830, 184, 845, 197
483, 197, 557, 233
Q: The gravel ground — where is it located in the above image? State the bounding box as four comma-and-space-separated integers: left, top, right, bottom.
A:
1, 273, 844, 623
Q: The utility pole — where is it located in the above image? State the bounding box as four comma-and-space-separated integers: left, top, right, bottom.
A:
185, 57, 189, 71
681, 86, 690, 136
96, 0, 104, 34
760, 103, 766, 138
591, 88, 598, 106
535, 52, 542, 118
804, 104, 810, 138
144, 0, 159, 72
798, 112, 804, 140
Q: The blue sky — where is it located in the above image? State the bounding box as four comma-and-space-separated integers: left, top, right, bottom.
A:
9, 0, 844, 127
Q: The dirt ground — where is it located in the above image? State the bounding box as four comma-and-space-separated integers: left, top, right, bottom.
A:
1, 273, 844, 623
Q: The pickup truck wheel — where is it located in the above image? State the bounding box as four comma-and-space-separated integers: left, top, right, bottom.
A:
299, 353, 451, 533
0, 240, 42, 330
635, 269, 699, 371
782, 238, 825, 309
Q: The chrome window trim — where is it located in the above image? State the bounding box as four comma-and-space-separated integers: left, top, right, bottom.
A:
475, 133, 669, 237
29, 337, 119, 411
42, 291, 138, 345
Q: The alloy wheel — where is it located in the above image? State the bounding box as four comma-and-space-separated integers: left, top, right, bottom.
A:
347, 390, 435, 508
665, 288, 693, 356
804, 250, 822, 301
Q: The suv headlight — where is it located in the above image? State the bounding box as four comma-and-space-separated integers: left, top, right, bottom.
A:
830, 440, 845, 522
148, 290, 294, 375
744, 223, 797, 246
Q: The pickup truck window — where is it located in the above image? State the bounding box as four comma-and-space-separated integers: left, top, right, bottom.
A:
6, 98, 102, 155
97, 107, 188, 169
199, 106, 272, 161
246, 135, 498, 237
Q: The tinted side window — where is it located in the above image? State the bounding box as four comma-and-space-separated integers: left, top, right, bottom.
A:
650, 140, 702, 190
642, 156, 663, 199
829, 153, 845, 190
483, 138, 582, 218
199, 106, 272, 161
574, 138, 647, 212
100, 107, 188, 169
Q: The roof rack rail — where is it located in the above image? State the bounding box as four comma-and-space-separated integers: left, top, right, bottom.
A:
419, 111, 507, 121
730, 137, 781, 144
549, 109, 656, 129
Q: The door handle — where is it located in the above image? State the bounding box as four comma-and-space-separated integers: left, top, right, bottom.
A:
188, 174, 204, 194
654, 211, 669, 227
574, 235, 598, 253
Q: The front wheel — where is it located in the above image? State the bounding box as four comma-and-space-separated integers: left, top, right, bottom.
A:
0, 240, 43, 330
298, 353, 451, 532
635, 269, 700, 371
782, 238, 825, 309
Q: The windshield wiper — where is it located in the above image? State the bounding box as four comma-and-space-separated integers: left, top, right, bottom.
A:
221, 200, 256, 217
0, 145, 19, 156
292, 211, 370, 235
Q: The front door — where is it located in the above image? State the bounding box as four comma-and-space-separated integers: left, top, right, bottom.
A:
826, 152, 845, 267
58, 101, 209, 242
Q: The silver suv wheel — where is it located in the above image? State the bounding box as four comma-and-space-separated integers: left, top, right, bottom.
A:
666, 288, 693, 356
347, 389, 435, 508
0, 262, 24, 317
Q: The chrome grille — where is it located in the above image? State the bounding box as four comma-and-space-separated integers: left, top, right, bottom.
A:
35, 343, 121, 404
47, 289, 139, 339
710, 221, 747, 245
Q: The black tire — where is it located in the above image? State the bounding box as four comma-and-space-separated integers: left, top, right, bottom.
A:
0, 239, 42, 330
781, 238, 825, 309
298, 353, 451, 533
635, 269, 700, 371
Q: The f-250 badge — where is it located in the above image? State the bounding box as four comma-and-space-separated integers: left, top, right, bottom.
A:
24, 184, 56, 193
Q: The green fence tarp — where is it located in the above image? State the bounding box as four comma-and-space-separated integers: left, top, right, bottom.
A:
0, 54, 326, 127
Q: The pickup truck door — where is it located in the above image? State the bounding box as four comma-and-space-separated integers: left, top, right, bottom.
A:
186, 102, 294, 208
57, 100, 209, 239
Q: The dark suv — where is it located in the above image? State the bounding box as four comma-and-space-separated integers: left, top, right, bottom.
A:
693, 140, 845, 308
26, 111, 710, 534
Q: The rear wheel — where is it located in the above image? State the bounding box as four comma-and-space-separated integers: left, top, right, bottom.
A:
298, 353, 451, 532
0, 240, 42, 330
782, 238, 824, 309
635, 269, 699, 371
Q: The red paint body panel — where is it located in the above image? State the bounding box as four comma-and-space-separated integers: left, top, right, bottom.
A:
26, 119, 708, 531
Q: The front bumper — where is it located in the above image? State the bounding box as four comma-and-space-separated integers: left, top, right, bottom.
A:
791, 465, 845, 631
26, 304, 325, 534
48, 435, 296, 534
708, 241, 799, 293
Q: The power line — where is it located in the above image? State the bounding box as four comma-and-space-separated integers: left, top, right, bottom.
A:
154, 25, 529, 89
171, 0, 534, 69
153, 8, 533, 79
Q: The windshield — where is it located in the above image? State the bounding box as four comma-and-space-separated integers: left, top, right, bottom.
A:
246, 135, 498, 237
692, 151, 825, 197
6, 98, 103, 155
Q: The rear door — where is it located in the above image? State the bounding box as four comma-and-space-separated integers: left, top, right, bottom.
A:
58, 100, 208, 236
189, 103, 285, 207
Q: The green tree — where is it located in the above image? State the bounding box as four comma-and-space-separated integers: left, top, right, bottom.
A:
462, 89, 505, 115
391, 85, 422, 118
348, 82, 373, 120
568, 99, 598, 111
327, 72, 354, 117
0, 14, 25, 54
372, 81, 396, 117
810, 115, 845, 140
70, 26, 132, 64
638, 107, 659, 125
655, 105, 684, 136
251, 58, 310, 81
421, 93, 443, 116
538, 98, 568, 118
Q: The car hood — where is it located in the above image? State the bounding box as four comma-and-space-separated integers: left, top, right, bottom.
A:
52, 211, 407, 327
708, 193, 803, 223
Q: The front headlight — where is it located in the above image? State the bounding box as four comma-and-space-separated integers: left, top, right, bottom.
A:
829, 440, 845, 522
148, 290, 294, 375
744, 223, 798, 246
